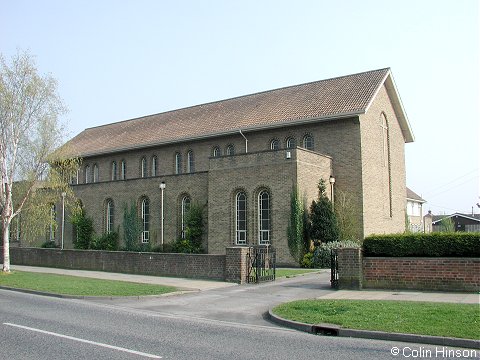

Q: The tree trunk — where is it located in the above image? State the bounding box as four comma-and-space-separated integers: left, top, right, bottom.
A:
2, 218, 10, 272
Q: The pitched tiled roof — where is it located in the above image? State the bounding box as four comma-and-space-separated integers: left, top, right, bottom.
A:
406, 187, 426, 202
65, 68, 409, 157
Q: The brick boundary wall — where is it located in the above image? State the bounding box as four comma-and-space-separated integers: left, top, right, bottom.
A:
363, 257, 480, 292
6, 247, 228, 281
336, 248, 480, 292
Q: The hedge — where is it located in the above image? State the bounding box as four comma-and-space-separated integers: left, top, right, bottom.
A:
363, 233, 480, 257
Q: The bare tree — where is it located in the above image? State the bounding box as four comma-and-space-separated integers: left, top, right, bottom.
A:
0, 51, 74, 272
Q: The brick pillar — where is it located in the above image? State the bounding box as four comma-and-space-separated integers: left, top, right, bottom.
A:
225, 246, 249, 284
337, 247, 363, 290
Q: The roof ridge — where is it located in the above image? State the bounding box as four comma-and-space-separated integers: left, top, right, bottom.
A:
82, 67, 391, 133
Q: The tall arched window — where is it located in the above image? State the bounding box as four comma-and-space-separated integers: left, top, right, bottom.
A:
226, 145, 235, 156
187, 151, 195, 173
151, 156, 157, 177
141, 157, 147, 178
380, 113, 392, 217
175, 153, 182, 174
303, 134, 314, 150
49, 204, 56, 241
181, 195, 191, 239
85, 165, 90, 184
258, 190, 270, 245
270, 139, 279, 151
106, 199, 114, 234
111, 161, 117, 181
235, 192, 247, 245
141, 198, 150, 243
213, 146, 221, 158
93, 164, 99, 183
121, 160, 126, 180
286, 137, 296, 149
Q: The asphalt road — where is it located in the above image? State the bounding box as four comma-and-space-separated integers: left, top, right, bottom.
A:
2, 288, 476, 360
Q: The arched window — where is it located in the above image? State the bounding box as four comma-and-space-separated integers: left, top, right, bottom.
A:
141, 157, 147, 178
380, 113, 393, 217
111, 161, 117, 181
106, 199, 114, 234
235, 192, 247, 245
187, 150, 194, 173
175, 153, 182, 174
93, 164, 99, 183
151, 156, 157, 177
49, 204, 56, 241
270, 139, 279, 151
286, 137, 296, 149
141, 198, 150, 243
181, 195, 191, 239
213, 146, 221, 158
85, 165, 90, 184
226, 145, 235, 156
121, 160, 126, 180
258, 190, 270, 245
303, 134, 314, 150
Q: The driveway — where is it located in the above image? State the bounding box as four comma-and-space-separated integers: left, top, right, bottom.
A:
85, 270, 333, 326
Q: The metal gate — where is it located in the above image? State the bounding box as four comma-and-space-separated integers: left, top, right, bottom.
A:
330, 249, 339, 289
246, 246, 276, 283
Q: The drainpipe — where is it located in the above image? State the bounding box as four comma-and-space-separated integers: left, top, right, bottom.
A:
239, 129, 248, 153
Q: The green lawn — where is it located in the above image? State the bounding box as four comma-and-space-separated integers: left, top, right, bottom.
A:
0, 271, 177, 297
275, 268, 320, 278
272, 299, 480, 340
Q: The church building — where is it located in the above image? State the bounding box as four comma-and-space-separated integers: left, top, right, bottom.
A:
62, 68, 414, 265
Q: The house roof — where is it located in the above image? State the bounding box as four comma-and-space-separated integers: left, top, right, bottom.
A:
406, 187, 426, 203
432, 213, 480, 224
64, 68, 414, 158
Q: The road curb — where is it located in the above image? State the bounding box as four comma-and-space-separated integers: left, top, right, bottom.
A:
0, 285, 195, 300
267, 309, 480, 349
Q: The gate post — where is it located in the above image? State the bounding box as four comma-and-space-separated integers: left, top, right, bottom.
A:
337, 247, 363, 290
225, 247, 249, 284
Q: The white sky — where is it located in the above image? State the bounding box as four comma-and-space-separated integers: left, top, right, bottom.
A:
2, 0, 479, 215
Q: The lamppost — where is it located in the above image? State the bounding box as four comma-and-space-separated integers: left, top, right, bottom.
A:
159, 182, 166, 248
329, 176, 335, 211
61, 191, 66, 250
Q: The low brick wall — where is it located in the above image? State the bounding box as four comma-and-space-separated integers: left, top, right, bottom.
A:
336, 248, 480, 292
8, 247, 226, 281
363, 257, 480, 292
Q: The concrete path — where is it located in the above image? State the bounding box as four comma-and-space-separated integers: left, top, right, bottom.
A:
318, 289, 479, 304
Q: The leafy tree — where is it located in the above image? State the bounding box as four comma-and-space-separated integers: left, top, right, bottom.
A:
309, 179, 339, 245
334, 190, 361, 241
439, 216, 455, 233
1, 51, 76, 272
123, 202, 141, 251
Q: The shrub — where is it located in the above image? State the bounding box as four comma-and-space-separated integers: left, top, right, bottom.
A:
170, 239, 205, 254
123, 202, 141, 252
300, 240, 360, 268
40, 240, 60, 248
287, 186, 308, 264
363, 233, 480, 257
90, 232, 119, 251
300, 252, 314, 268
70, 209, 94, 249
313, 240, 361, 268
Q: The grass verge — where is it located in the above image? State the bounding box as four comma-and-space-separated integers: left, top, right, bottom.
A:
275, 269, 320, 278
0, 271, 177, 297
272, 299, 480, 340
